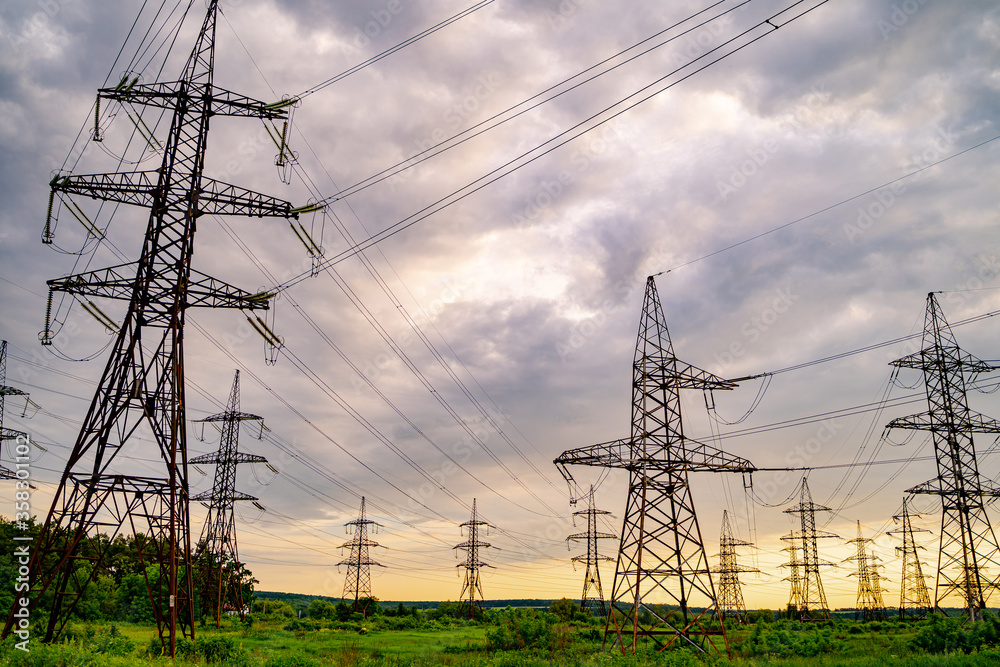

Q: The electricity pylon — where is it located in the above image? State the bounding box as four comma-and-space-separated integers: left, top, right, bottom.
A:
0, 341, 30, 479
567, 485, 616, 616
454, 499, 494, 619
554, 275, 755, 655
780, 538, 804, 618
338, 496, 384, 618
714, 510, 759, 623
887, 293, 1000, 622
191, 370, 266, 626
886, 498, 932, 619
846, 521, 887, 621
3, 1, 306, 655
782, 478, 836, 620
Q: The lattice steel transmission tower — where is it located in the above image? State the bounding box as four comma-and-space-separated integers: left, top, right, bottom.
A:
780, 538, 804, 618
0, 341, 30, 480
191, 370, 266, 626
782, 479, 836, 620
567, 485, 616, 616
888, 293, 1000, 622
338, 497, 384, 617
886, 498, 932, 619
555, 275, 755, 655
3, 1, 304, 655
454, 499, 494, 618
714, 510, 759, 622
846, 521, 886, 621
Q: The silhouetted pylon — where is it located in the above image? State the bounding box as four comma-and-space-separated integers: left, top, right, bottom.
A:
567, 485, 616, 616
714, 510, 759, 623
846, 521, 887, 621
0, 341, 30, 480
2, 0, 305, 655
780, 538, 804, 618
782, 478, 836, 620
886, 498, 933, 619
338, 497, 384, 618
191, 370, 266, 626
887, 293, 1000, 622
554, 275, 755, 655
454, 499, 494, 618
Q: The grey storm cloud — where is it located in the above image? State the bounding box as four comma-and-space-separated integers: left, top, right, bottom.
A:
0, 0, 998, 605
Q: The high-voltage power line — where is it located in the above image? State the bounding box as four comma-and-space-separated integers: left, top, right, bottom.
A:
2, 0, 308, 655
781, 479, 836, 621
888, 293, 1000, 621
338, 496, 385, 618
886, 498, 933, 619
191, 370, 267, 627
554, 275, 755, 655
454, 499, 494, 619
567, 485, 616, 617
714, 510, 759, 623
845, 521, 886, 622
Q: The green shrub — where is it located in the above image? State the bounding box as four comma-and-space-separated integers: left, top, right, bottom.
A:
486, 608, 556, 652
264, 655, 321, 667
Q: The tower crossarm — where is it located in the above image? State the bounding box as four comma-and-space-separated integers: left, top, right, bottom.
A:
554, 437, 755, 475
190, 451, 266, 465
48, 267, 275, 312
197, 411, 265, 423
192, 489, 257, 502
99, 82, 295, 120
887, 410, 1000, 434
454, 541, 493, 550
906, 476, 1000, 497
660, 360, 739, 390
51, 172, 300, 219
891, 348, 998, 375
567, 531, 616, 541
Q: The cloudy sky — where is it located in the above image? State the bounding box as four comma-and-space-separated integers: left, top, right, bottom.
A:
1, 0, 999, 610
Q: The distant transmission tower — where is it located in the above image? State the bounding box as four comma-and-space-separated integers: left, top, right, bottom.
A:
191, 370, 266, 626
338, 497, 384, 617
886, 498, 932, 619
887, 293, 1000, 622
846, 521, 886, 621
2, 0, 305, 654
714, 510, 759, 623
454, 499, 494, 618
555, 275, 755, 655
780, 537, 804, 618
782, 479, 836, 620
567, 485, 616, 616
0, 341, 30, 480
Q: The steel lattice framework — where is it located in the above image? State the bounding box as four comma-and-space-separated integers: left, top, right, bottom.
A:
338, 497, 384, 618
554, 276, 755, 655
888, 292, 1000, 622
781, 479, 836, 621
0, 341, 29, 480
2, 1, 301, 655
454, 499, 494, 619
714, 510, 758, 623
191, 370, 266, 626
567, 485, 616, 617
846, 521, 886, 622
780, 538, 804, 618
886, 498, 932, 619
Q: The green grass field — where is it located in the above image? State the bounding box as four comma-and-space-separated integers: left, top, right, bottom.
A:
3, 614, 1000, 666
